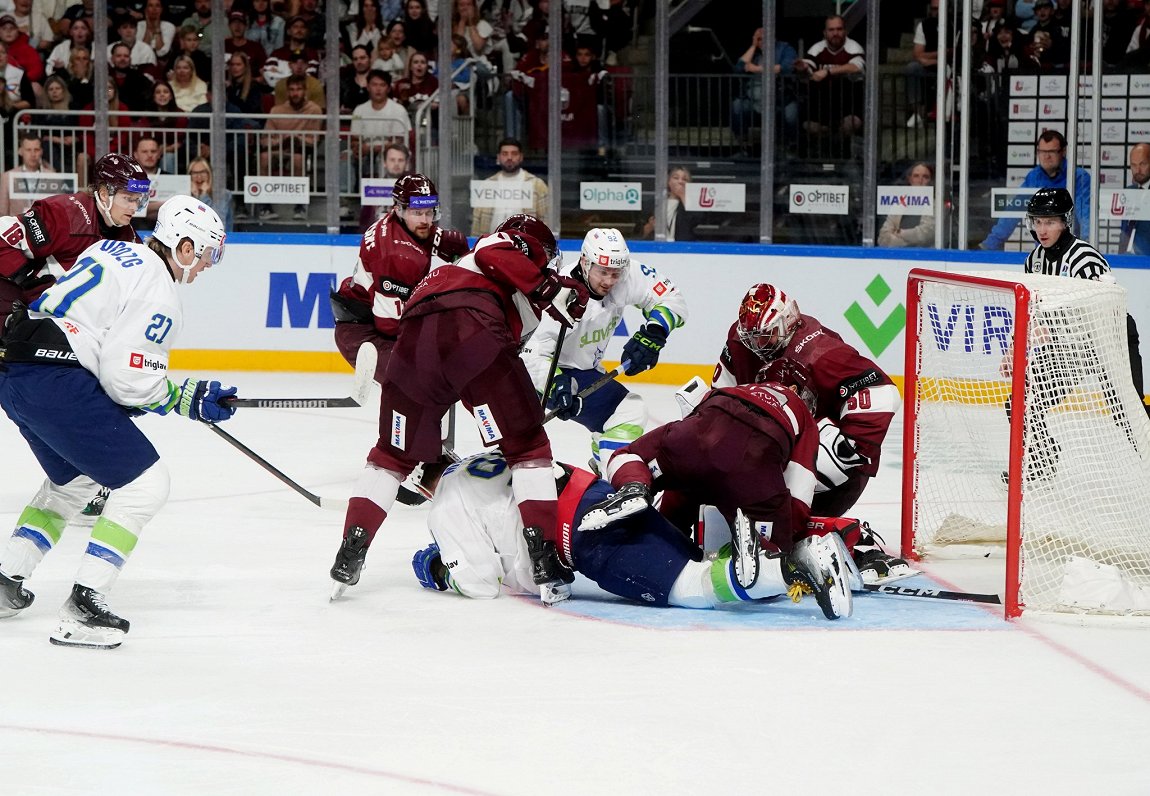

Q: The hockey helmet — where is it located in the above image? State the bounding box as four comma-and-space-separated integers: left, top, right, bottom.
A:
497, 213, 559, 267
392, 173, 440, 221
756, 357, 816, 414
1024, 187, 1074, 238
93, 153, 150, 198
736, 283, 802, 360
579, 228, 630, 273
153, 195, 226, 268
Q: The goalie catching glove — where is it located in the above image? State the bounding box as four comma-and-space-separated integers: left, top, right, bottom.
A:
621, 324, 668, 376
529, 271, 590, 329
145, 378, 238, 423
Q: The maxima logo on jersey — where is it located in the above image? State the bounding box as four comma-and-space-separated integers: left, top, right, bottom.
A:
789, 185, 849, 215
128, 352, 167, 371
472, 404, 503, 443
244, 177, 310, 205
876, 186, 934, 216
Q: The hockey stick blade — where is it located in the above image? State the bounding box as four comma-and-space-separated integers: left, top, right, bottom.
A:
208, 424, 348, 511
862, 583, 1002, 604
543, 362, 630, 424
222, 344, 377, 410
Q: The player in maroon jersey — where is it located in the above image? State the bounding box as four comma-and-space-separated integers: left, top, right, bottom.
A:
0, 153, 149, 330
709, 283, 909, 584
329, 173, 469, 385
329, 213, 591, 601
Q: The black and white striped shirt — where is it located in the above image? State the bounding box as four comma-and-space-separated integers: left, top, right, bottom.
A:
1025, 236, 1114, 283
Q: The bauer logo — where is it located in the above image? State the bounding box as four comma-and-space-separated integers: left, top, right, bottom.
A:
789, 185, 849, 215
579, 182, 641, 211
876, 186, 934, 216
127, 351, 167, 371
472, 404, 503, 443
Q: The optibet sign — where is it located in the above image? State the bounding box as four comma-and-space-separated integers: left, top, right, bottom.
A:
244, 176, 310, 205
789, 185, 849, 215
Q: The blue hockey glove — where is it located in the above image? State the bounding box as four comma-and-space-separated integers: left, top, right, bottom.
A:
176, 379, 238, 423
412, 543, 449, 591
547, 374, 583, 420
621, 324, 668, 376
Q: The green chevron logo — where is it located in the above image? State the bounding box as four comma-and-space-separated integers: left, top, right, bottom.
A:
844, 275, 906, 357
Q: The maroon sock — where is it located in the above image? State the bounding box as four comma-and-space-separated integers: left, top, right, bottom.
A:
344, 497, 388, 545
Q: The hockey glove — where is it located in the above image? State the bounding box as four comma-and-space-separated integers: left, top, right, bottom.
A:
171, 378, 238, 423
530, 272, 590, 329
815, 418, 869, 492
621, 324, 668, 375
412, 543, 449, 591
546, 374, 583, 420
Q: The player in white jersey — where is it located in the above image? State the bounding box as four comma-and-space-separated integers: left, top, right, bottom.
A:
520, 228, 687, 470
411, 451, 852, 620
0, 196, 233, 649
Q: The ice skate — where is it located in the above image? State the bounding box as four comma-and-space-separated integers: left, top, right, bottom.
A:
0, 571, 34, 618
789, 534, 854, 620
330, 526, 370, 601
577, 482, 651, 531
852, 523, 916, 586
522, 525, 574, 599
730, 511, 760, 589
49, 584, 130, 649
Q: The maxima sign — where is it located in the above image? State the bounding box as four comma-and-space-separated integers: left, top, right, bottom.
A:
579, 182, 641, 210
876, 185, 935, 216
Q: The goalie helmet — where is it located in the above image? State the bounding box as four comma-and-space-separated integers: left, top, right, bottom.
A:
497, 213, 558, 268
579, 228, 630, 274
736, 283, 802, 361
1024, 187, 1074, 239
392, 173, 440, 221
153, 195, 226, 268
756, 357, 817, 415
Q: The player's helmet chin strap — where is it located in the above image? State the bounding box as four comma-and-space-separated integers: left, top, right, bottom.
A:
94, 187, 119, 226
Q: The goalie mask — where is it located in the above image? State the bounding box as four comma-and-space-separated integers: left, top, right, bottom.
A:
497, 213, 559, 269
756, 357, 817, 415
737, 284, 802, 361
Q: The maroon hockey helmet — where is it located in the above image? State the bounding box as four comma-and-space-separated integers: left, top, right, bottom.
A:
756, 357, 817, 414
737, 283, 802, 361
92, 153, 150, 196
392, 173, 440, 220
496, 213, 558, 265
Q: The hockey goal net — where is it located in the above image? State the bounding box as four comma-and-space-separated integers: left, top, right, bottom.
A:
902, 269, 1150, 617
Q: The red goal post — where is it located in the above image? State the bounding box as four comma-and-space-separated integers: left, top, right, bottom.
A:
901, 268, 1150, 619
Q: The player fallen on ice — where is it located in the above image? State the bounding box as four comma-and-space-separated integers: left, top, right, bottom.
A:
0, 196, 234, 649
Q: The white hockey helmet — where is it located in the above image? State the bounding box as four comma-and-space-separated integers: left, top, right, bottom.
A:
579, 227, 630, 276
153, 195, 227, 268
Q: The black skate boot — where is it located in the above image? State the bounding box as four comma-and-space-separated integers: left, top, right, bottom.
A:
852, 522, 914, 585
577, 482, 651, 531
330, 526, 370, 600
522, 526, 575, 586
0, 571, 34, 618
49, 584, 130, 649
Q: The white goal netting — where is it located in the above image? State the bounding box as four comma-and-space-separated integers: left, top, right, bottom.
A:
907, 270, 1150, 615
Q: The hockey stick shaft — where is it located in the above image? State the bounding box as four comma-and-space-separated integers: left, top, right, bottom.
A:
207, 424, 346, 511
539, 325, 568, 408
542, 361, 630, 424
862, 583, 1002, 604
221, 342, 378, 411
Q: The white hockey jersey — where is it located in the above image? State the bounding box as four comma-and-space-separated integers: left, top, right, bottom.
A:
520, 258, 687, 391
28, 238, 182, 409
426, 452, 537, 599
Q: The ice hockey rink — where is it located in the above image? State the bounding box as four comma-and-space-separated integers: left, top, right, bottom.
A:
2, 372, 1149, 795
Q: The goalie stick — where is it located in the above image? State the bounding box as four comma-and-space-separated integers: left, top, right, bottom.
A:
542, 361, 631, 424
207, 424, 348, 511
861, 583, 1002, 605
221, 343, 377, 410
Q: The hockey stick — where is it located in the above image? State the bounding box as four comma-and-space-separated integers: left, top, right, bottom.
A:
539, 325, 568, 408
542, 361, 631, 424
207, 424, 347, 511
861, 583, 1002, 605
221, 343, 377, 410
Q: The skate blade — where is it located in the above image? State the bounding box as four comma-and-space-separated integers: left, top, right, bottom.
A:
49, 621, 125, 649
859, 566, 922, 588
330, 581, 349, 601
578, 498, 646, 531
540, 582, 571, 606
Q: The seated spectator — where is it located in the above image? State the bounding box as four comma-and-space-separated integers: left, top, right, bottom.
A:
12, 0, 55, 55
341, 45, 374, 112
498, 0, 540, 72
227, 51, 271, 117
904, 0, 939, 129
109, 13, 157, 67
1023, 0, 1069, 69
1101, 0, 1137, 69
402, 0, 437, 55
373, 34, 407, 82
78, 78, 134, 181
171, 24, 212, 82
447, 33, 475, 113
188, 156, 233, 231
225, 10, 267, 74
38, 75, 78, 173
469, 136, 549, 235
977, 0, 1009, 56
46, 15, 90, 77
138, 0, 177, 61
393, 49, 439, 110
296, 0, 327, 50
0, 39, 34, 115
274, 52, 325, 107
982, 22, 1021, 72
637, 165, 698, 241
1014, 0, 1040, 33
589, 0, 631, 66
0, 13, 43, 84
259, 74, 323, 221
246, 0, 285, 54
110, 42, 155, 111
132, 134, 165, 229
793, 14, 865, 152
63, 44, 94, 109
263, 16, 320, 89
170, 53, 209, 112
345, 0, 385, 54
564, 38, 608, 150
878, 162, 936, 248
181, 0, 213, 47
140, 80, 189, 173
359, 140, 410, 229
0, 132, 56, 216
506, 27, 569, 149
350, 69, 413, 171
731, 27, 799, 153
452, 0, 494, 66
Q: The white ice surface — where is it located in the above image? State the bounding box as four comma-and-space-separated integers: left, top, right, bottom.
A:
2, 373, 1149, 795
